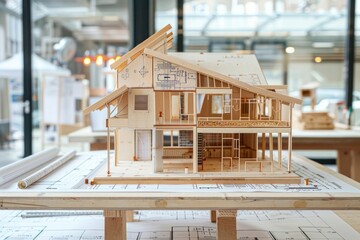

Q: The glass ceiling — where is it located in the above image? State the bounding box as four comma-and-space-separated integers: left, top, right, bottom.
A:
156, 13, 360, 37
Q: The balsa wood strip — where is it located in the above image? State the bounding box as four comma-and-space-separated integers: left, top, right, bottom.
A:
91, 175, 301, 185
110, 24, 171, 70
83, 86, 128, 115
143, 48, 302, 105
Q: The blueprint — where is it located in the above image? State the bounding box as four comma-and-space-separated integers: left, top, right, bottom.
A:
0, 152, 359, 239
0, 210, 358, 239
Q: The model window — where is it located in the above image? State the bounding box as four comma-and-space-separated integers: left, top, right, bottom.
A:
212, 95, 223, 114
163, 130, 193, 147
135, 95, 148, 110
163, 131, 171, 146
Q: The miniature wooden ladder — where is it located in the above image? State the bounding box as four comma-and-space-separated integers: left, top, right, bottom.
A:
221, 134, 233, 172
197, 133, 204, 170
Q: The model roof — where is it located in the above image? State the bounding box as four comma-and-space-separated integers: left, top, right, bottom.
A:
83, 85, 128, 115
110, 24, 172, 72
144, 48, 301, 105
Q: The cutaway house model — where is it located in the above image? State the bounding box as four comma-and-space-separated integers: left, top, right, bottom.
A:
83, 24, 302, 184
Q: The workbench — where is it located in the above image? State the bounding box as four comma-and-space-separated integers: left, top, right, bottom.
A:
0, 151, 359, 240
68, 126, 360, 181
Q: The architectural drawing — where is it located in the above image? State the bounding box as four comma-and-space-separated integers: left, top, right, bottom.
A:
83, 24, 302, 181
0, 210, 357, 239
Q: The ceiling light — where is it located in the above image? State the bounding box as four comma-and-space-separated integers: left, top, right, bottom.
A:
285, 47, 295, 54
314, 57, 322, 63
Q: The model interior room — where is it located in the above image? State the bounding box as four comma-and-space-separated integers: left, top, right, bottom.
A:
0, 1, 359, 240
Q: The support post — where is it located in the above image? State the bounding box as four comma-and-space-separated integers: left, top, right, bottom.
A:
278, 132, 282, 169
261, 133, 266, 160
193, 127, 198, 173
269, 133, 273, 162
344, 0, 356, 113
177, 0, 184, 52
216, 210, 237, 240
107, 105, 111, 176
104, 210, 126, 240
130, 0, 154, 47
22, 0, 33, 157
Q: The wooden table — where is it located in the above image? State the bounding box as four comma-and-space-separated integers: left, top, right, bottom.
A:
0, 154, 359, 240
68, 127, 360, 181
68, 126, 114, 150
264, 128, 360, 182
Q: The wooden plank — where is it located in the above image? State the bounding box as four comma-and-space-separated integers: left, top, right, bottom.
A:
216, 210, 237, 240
104, 210, 126, 240
92, 173, 301, 185
143, 48, 302, 105
1, 191, 360, 210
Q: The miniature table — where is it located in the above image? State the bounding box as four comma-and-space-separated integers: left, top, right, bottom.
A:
68, 126, 360, 181
0, 153, 359, 240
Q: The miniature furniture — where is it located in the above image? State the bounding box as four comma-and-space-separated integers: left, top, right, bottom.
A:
83, 24, 302, 183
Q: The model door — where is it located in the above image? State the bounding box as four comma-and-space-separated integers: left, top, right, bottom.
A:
136, 130, 151, 160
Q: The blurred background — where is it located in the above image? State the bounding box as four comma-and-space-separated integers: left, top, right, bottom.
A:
0, 0, 359, 165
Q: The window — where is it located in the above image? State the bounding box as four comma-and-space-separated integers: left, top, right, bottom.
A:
135, 95, 148, 110
212, 95, 223, 114
163, 130, 193, 147
163, 130, 171, 146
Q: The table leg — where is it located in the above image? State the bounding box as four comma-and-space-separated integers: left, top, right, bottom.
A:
210, 210, 216, 223
216, 210, 237, 240
104, 210, 126, 240
351, 151, 360, 182
126, 210, 134, 222
337, 150, 352, 178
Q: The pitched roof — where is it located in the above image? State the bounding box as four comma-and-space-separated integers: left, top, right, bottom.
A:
110, 24, 172, 72
144, 48, 301, 105
83, 86, 128, 115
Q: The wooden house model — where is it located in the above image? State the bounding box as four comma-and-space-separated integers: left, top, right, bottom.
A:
84, 25, 301, 181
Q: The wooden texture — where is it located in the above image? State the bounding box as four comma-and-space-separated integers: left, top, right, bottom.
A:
336, 210, 360, 233
83, 86, 128, 115
144, 48, 302, 105
104, 210, 126, 240
110, 24, 171, 70
216, 210, 237, 240
92, 173, 301, 185
211, 210, 216, 223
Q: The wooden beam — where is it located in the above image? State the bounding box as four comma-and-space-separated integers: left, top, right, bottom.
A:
83, 86, 128, 115
110, 24, 172, 70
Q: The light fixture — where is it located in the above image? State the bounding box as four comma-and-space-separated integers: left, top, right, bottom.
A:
314, 57, 322, 63
95, 55, 104, 66
115, 55, 121, 61
83, 50, 91, 66
285, 46, 295, 54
